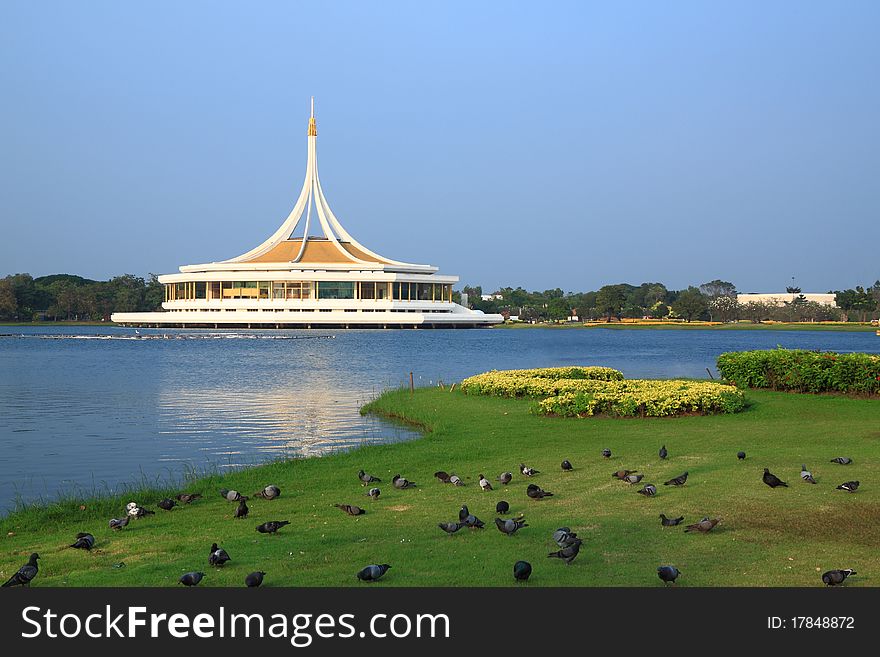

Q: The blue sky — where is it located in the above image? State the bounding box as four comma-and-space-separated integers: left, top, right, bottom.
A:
1, 1, 877, 293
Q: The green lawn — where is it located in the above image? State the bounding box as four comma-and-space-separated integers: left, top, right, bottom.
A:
1, 387, 878, 587
495, 321, 877, 332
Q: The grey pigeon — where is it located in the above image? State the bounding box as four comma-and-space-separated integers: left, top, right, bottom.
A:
459, 505, 485, 529
495, 517, 528, 536
622, 474, 644, 485
357, 564, 391, 582
657, 565, 680, 585
612, 469, 637, 480
70, 532, 95, 550
496, 500, 510, 515
762, 468, 787, 488
659, 514, 684, 527
158, 498, 177, 511
552, 527, 579, 548
392, 474, 416, 489
358, 470, 381, 485
179, 571, 204, 586
659, 445, 668, 460
737, 451, 746, 460
245, 571, 265, 587
513, 561, 532, 581
438, 521, 465, 535
602, 448, 612, 459
434, 471, 452, 484
208, 543, 231, 567
176, 493, 202, 504
519, 463, 539, 477
219, 488, 242, 502
822, 569, 856, 586
800, 465, 816, 484
256, 520, 290, 534
2, 553, 39, 587
233, 497, 249, 519
561, 459, 573, 471
830, 457, 853, 465
663, 472, 688, 486
836, 481, 859, 493
526, 483, 553, 499
366, 487, 381, 500
255, 485, 281, 500
637, 484, 657, 497
109, 516, 130, 530
547, 539, 582, 565
479, 474, 493, 491
497, 472, 513, 485
684, 517, 720, 533
449, 474, 464, 487
335, 503, 365, 516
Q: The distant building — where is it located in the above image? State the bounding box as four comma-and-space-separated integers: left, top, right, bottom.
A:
737, 293, 836, 307
481, 294, 504, 301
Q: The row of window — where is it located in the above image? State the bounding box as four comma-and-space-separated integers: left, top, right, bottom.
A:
166, 281, 453, 302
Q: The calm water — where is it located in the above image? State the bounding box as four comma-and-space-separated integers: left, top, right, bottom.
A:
0, 326, 876, 512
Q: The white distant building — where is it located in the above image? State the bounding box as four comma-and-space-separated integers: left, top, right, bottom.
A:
737, 293, 836, 307
481, 294, 504, 301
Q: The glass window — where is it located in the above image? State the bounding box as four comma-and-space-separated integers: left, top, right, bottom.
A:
376, 282, 388, 300
317, 281, 354, 299
195, 282, 207, 299
272, 282, 286, 299
361, 282, 376, 300
258, 282, 270, 299
417, 283, 431, 300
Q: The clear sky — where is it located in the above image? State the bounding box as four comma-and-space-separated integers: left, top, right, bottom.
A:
1, 1, 877, 293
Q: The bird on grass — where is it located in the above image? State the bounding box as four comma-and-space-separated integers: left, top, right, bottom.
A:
234, 497, 250, 519
358, 470, 381, 486
526, 483, 554, 499
245, 571, 265, 587
357, 564, 391, 582
158, 498, 177, 511
548, 539, 582, 565
434, 471, 452, 484
109, 516, 130, 531
561, 459, 573, 472
2, 553, 39, 587
659, 514, 684, 527
438, 521, 465, 535
552, 527, 579, 548
612, 469, 638, 480
496, 500, 510, 515
663, 472, 688, 486
622, 474, 644, 485
256, 520, 290, 534
449, 474, 464, 487
219, 488, 242, 502
479, 474, 493, 491
208, 543, 231, 567
126, 502, 155, 518
495, 517, 528, 536
657, 565, 680, 585
366, 487, 381, 500
822, 569, 856, 586
737, 451, 746, 460
459, 505, 485, 529
659, 445, 668, 460
830, 457, 853, 465
70, 532, 95, 550
497, 472, 513, 485
513, 561, 532, 582
763, 468, 788, 488
602, 448, 612, 459
176, 493, 202, 504
255, 485, 281, 500
520, 463, 539, 477
335, 503, 365, 516
392, 474, 416, 489
836, 481, 859, 493
800, 465, 816, 484
684, 517, 720, 533
179, 571, 204, 587
637, 484, 657, 497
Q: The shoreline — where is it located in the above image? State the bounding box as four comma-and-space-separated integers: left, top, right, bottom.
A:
493, 321, 877, 332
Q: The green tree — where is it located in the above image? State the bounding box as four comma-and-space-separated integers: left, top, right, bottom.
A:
672, 287, 709, 322
595, 285, 626, 322
0, 279, 18, 320
699, 279, 737, 299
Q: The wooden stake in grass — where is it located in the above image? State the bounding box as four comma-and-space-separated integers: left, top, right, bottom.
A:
410, 371, 414, 393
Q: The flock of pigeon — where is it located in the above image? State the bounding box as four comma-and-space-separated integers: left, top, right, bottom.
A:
0, 448, 862, 588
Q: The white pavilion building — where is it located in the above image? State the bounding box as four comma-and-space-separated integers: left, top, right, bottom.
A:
112, 100, 502, 329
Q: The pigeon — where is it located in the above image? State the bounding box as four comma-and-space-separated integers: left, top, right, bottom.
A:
70, 532, 95, 550
495, 517, 528, 536
357, 564, 391, 582
358, 470, 381, 485
602, 448, 612, 459
659, 445, 668, 460
663, 472, 688, 486
561, 459, 573, 472
158, 498, 177, 511
219, 488, 242, 502
526, 483, 554, 499
459, 505, 485, 529
438, 521, 465, 535
637, 484, 657, 497
659, 514, 684, 527
800, 465, 816, 484
366, 487, 381, 500
552, 527, 579, 548
126, 502, 155, 518
496, 500, 510, 515
737, 451, 746, 460
513, 560, 532, 582
762, 468, 788, 488
208, 543, 231, 567
176, 493, 202, 504
657, 565, 680, 585
547, 539, 582, 565
520, 463, 539, 477
622, 474, 644, 485
836, 481, 859, 493
449, 474, 464, 487
335, 503, 365, 516
684, 517, 720, 533
2, 553, 39, 587
233, 497, 250, 519
479, 474, 493, 491
822, 569, 856, 586
109, 516, 130, 530
392, 474, 416, 489
497, 472, 513, 485
245, 571, 266, 587
179, 571, 204, 587
255, 485, 281, 500
434, 471, 452, 484
612, 469, 638, 480
256, 520, 290, 534
830, 457, 853, 465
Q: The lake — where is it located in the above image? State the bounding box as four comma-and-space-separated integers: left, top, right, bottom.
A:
0, 325, 876, 512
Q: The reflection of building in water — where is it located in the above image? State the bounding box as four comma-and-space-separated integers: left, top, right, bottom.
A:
113, 98, 502, 329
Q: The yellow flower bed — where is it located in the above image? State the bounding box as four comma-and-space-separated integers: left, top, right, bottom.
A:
461, 367, 745, 418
